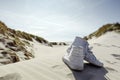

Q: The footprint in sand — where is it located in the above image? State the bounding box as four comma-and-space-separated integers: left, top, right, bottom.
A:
0, 73, 22, 80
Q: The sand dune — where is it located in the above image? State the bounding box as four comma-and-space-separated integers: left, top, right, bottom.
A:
88, 32, 120, 80
0, 32, 120, 80
0, 43, 75, 80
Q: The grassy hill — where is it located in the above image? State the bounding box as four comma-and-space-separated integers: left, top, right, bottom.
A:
0, 21, 50, 65
84, 23, 120, 40
0, 21, 48, 43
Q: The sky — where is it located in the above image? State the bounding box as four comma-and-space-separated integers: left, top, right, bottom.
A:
0, 0, 120, 42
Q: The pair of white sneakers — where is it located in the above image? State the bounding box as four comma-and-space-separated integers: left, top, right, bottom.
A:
63, 37, 103, 70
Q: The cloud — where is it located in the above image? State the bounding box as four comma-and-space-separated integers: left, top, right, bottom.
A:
0, 10, 96, 41
0, 0, 120, 41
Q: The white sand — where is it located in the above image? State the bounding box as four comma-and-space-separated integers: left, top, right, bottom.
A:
0, 32, 120, 80
0, 40, 74, 80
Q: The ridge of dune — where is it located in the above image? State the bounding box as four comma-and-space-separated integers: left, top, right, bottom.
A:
0, 21, 49, 65
84, 23, 120, 40
88, 31, 120, 45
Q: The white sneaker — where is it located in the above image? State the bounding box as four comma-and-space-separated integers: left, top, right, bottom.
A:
84, 47, 103, 67
63, 45, 84, 70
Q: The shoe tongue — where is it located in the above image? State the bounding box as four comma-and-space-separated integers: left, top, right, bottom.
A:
72, 36, 87, 47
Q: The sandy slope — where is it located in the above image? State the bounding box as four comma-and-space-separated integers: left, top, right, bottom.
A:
88, 32, 120, 80
0, 40, 75, 80
0, 32, 120, 80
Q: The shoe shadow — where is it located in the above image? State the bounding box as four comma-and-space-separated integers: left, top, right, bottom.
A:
66, 63, 108, 80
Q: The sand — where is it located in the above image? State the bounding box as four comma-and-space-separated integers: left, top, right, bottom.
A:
0, 32, 120, 80
0, 40, 75, 80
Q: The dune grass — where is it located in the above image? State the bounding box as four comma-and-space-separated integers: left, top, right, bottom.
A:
84, 23, 120, 40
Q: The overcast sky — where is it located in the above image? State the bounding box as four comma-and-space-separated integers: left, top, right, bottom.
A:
0, 0, 120, 41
